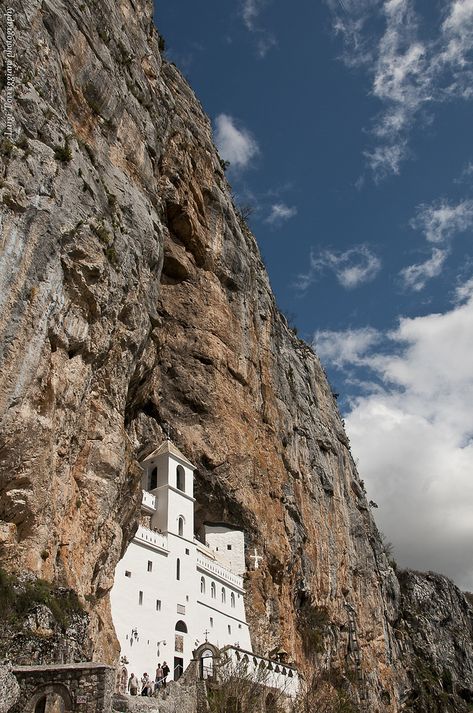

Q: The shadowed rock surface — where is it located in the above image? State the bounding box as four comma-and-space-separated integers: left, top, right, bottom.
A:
0, 1, 472, 710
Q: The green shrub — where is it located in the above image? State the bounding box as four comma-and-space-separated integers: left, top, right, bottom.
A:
297, 601, 329, 656
54, 141, 72, 163
0, 567, 82, 630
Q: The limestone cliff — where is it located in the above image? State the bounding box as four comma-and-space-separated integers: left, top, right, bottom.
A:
0, 1, 472, 710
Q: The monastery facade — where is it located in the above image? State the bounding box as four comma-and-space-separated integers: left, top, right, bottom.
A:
110, 440, 252, 681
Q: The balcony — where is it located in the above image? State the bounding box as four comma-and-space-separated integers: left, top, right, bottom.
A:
135, 525, 168, 552
197, 555, 244, 590
141, 490, 157, 513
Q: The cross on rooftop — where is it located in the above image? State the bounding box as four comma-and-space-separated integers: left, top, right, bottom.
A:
203, 629, 210, 642
250, 548, 263, 569
163, 423, 171, 440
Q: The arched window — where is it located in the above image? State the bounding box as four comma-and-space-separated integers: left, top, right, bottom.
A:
201, 577, 206, 594
221, 587, 226, 603
230, 592, 235, 608
176, 558, 180, 580
211, 581, 216, 598
175, 620, 188, 633
176, 465, 185, 492
178, 516, 184, 537
149, 466, 157, 490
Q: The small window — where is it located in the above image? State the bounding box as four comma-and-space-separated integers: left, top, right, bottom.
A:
227, 544, 232, 550
185, 548, 190, 555
201, 577, 206, 594
228, 624, 231, 634
231, 592, 235, 608
125, 571, 131, 578
147, 560, 152, 572
211, 581, 216, 598
178, 516, 184, 537
176, 465, 185, 492
221, 587, 226, 603
156, 600, 161, 611
149, 466, 158, 490
238, 624, 242, 629
139, 591, 143, 605
176, 558, 181, 581
210, 617, 213, 627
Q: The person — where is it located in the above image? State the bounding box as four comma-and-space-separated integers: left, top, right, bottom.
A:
155, 663, 163, 691
161, 661, 170, 688
141, 672, 151, 696
128, 673, 139, 695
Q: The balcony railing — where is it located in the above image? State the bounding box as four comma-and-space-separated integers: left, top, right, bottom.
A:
141, 490, 157, 512
222, 646, 300, 697
135, 525, 168, 551
196, 555, 244, 589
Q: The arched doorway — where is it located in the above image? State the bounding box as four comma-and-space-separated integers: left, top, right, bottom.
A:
26, 685, 73, 713
115, 665, 128, 694
174, 620, 188, 681
199, 648, 214, 679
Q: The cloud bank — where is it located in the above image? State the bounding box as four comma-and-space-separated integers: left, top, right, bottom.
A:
314, 284, 473, 590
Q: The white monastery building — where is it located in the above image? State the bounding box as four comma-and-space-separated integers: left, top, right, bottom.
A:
110, 440, 253, 681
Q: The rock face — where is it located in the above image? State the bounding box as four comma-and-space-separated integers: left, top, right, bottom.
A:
0, 665, 20, 713
0, 0, 472, 710
396, 570, 473, 712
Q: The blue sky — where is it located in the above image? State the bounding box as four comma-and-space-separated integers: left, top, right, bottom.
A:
154, 0, 473, 591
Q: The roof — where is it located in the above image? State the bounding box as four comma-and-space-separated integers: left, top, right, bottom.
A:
141, 440, 196, 469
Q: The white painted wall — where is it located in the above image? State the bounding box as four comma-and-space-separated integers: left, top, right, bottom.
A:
204, 525, 246, 576
222, 647, 300, 698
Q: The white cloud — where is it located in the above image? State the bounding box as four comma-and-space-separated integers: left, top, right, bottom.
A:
214, 114, 259, 170
400, 248, 447, 291
326, 0, 473, 178
264, 203, 297, 225
240, 0, 276, 57
410, 199, 473, 243
297, 245, 381, 291
242, 0, 263, 30
454, 274, 473, 303
317, 288, 473, 589
399, 198, 473, 290
364, 141, 407, 179
314, 326, 382, 368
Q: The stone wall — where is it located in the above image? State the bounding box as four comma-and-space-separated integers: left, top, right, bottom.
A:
10, 663, 114, 713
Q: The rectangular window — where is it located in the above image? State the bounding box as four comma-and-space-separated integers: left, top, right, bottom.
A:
125, 571, 131, 578
228, 625, 231, 634
147, 560, 153, 572
139, 591, 143, 605
177, 604, 186, 615
210, 617, 213, 627
227, 544, 232, 550
156, 600, 161, 611
185, 548, 190, 555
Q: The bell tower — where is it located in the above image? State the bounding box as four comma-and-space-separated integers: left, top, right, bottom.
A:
140, 440, 196, 540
